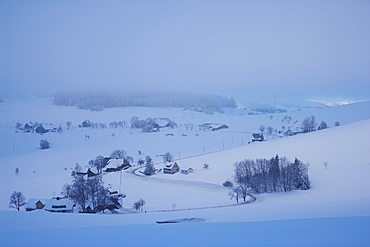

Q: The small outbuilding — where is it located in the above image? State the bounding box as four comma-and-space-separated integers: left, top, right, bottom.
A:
25, 198, 49, 211
181, 167, 194, 175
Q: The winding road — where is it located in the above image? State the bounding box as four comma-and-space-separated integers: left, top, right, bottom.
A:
129, 166, 256, 212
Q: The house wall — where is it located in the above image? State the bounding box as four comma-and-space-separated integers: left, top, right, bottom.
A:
36, 201, 44, 209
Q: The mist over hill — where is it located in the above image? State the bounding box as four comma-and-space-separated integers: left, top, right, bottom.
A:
53, 91, 236, 113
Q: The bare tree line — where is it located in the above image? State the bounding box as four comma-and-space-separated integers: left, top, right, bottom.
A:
231, 155, 310, 202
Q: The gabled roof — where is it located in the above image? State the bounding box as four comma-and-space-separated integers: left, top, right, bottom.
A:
87, 168, 98, 177
211, 124, 229, 131
25, 198, 50, 209
165, 162, 179, 169
107, 158, 124, 168
35, 125, 48, 133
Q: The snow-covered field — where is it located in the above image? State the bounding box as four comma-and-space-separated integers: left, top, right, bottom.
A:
0, 97, 370, 246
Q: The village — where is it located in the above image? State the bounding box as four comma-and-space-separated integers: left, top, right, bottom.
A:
23, 156, 203, 214
21, 129, 286, 215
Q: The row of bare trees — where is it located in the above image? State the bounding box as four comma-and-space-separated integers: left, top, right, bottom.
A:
231, 155, 310, 202
62, 175, 109, 212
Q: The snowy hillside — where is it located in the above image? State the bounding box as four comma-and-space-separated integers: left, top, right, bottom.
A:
0, 97, 369, 246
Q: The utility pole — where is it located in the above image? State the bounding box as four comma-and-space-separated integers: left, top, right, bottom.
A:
119, 170, 122, 194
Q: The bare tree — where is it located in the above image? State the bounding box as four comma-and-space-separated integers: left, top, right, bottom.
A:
62, 175, 107, 212
137, 158, 144, 166
75, 163, 81, 172
233, 155, 310, 194
57, 125, 63, 133
133, 198, 146, 212
259, 125, 265, 134
324, 161, 328, 169
9, 191, 26, 211
301, 115, 317, 133
63, 176, 89, 211
110, 150, 127, 159
267, 126, 274, 135
163, 152, 174, 163
61, 183, 73, 197
66, 121, 72, 130
229, 185, 249, 203
15, 122, 22, 130
93, 155, 105, 174
184, 123, 194, 130
229, 187, 243, 203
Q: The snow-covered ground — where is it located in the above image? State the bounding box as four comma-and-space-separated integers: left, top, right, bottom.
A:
0, 97, 369, 246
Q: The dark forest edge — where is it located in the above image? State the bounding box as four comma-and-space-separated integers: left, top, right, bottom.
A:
53, 91, 236, 114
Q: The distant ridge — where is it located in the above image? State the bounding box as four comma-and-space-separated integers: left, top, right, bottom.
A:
53, 91, 236, 113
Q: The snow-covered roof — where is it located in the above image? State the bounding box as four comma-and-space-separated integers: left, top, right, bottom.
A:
165, 162, 178, 169
107, 158, 124, 168
44, 197, 74, 211
25, 198, 50, 209
252, 133, 263, 138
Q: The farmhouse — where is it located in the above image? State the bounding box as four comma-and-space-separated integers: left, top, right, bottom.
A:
252, 133, 264, 142
163, 162, 180, 174
104, 158, 132, 173
211, 124, 229, 131
23, 123, 34, 132
35, 125, 48, 134
284, 129, 296, 136
44, 197, 75, 213
25, 198, 49, 211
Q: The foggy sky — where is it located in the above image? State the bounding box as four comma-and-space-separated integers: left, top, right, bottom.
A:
1, 1, 369, 104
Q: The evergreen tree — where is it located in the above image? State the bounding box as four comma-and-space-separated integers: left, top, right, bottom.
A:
143, 156, 155, 175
